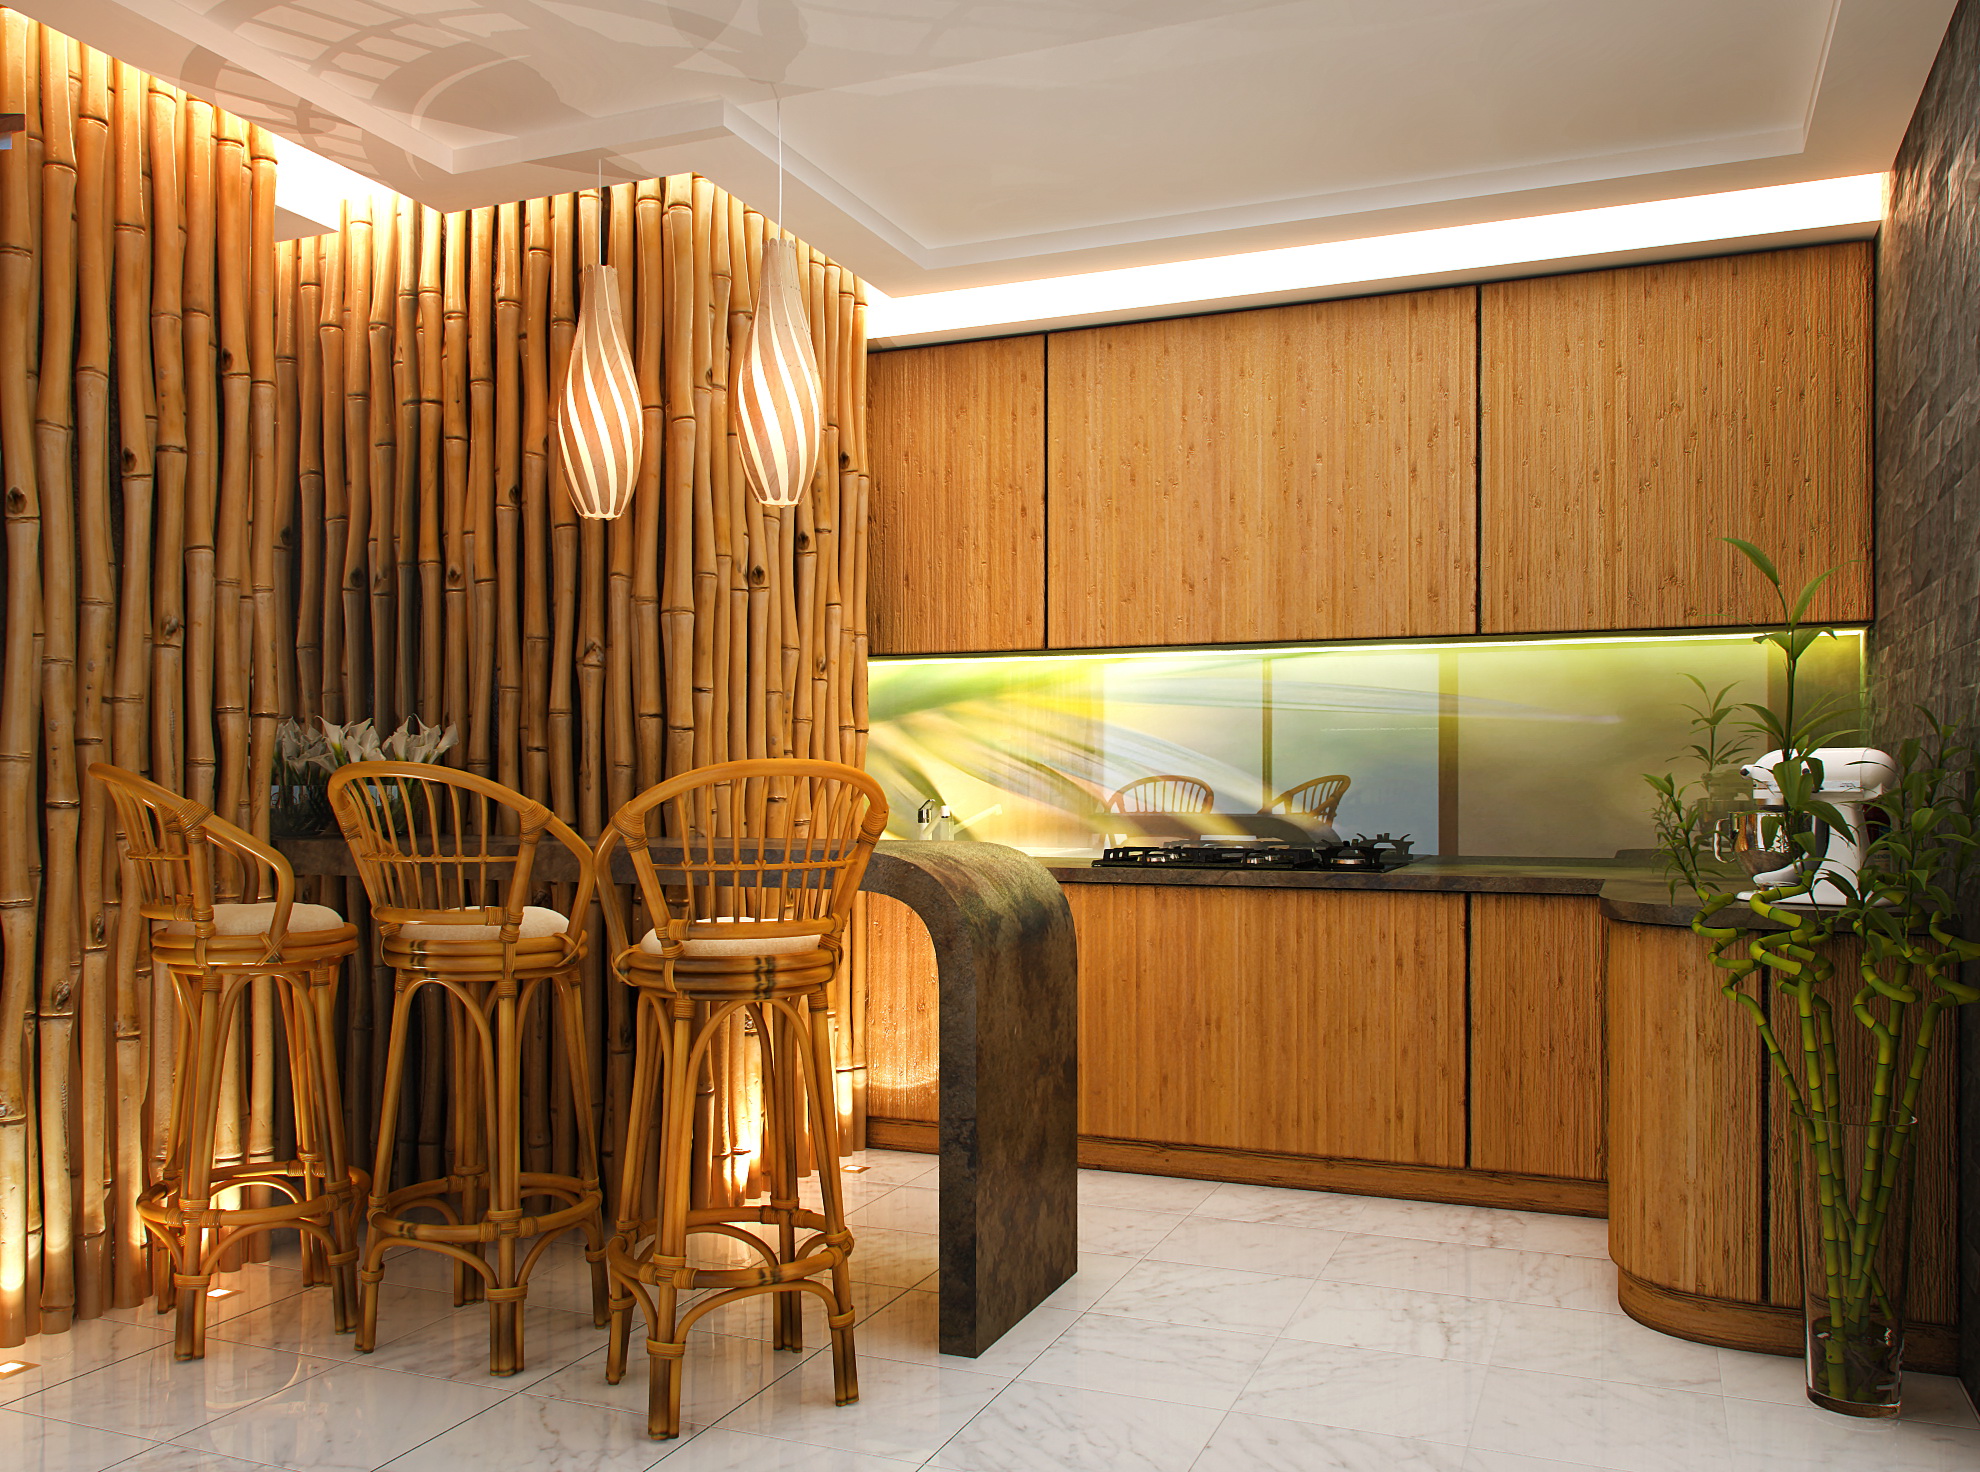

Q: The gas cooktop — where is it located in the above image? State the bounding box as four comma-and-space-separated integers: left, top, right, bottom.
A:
1093, 835, 1416, 872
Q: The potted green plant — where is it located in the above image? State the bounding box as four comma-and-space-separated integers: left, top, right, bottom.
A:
1646, 540, 1980, 1417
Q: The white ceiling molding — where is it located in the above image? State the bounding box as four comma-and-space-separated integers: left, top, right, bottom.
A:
25, 0, 1952, 299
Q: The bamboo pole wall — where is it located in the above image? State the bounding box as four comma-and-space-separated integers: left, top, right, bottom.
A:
0, 10, 871, 1346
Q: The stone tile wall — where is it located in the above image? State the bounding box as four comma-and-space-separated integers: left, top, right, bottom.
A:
1876, 0, 1980, 1404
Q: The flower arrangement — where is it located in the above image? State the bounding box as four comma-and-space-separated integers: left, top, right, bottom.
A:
1646, 540, 1980, 1415
270, 716, 458, 836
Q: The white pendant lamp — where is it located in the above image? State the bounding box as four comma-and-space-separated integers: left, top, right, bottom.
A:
557, 260, 642, 520
737, 234, 824, 507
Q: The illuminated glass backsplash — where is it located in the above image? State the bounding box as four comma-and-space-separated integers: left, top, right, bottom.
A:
866, 629, 1867, 858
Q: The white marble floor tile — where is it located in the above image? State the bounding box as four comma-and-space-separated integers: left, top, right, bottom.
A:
1037, 1254, 1140, 1313
1091, 1260, 1310, 1335
529, 1334, 803, 1429
1316, 1236, 1524, 1300
0, 1405, 160, 1472
1076, 1170, 1219, 1214
1075, 1207, 1186, 1258
1515, 1214, 1611, 1260
1144, 1215, 1343, 1277
857, 1289, 1076, 1377
1233, 1339, 1486, 1444
1488, 1303, 1721, 1391
102, 1447, 275, 1472
799, 1172, 910, 1213
1721, 1392, 1980, 1471
931, 1378, 1223, 1472
846, 1187, 940, 1235
18, 1341, 327, 1441
844, 1227, 940, 1289
1468, 1366, 1732, 1472
1194, 1411, 1470, 1472
841, 1151, 938, 1187
354, 1301, 606, 1390
1511, 1253, 1621, 1315
175, 1360, 509, 1472
1350, 1198, 1533, 1249
1897, 1372, 1980, 1429
0, 1316, 173, 1407
207, 1281, 454, 1362
1283, 1281, 1501, 1363
1462, 1452, 1613, 1472
376, 1388, 668, 1472
1191, 1183, 1369, 1231
513, 1248, 614, 1318
650, 1427, 921, 1469
714, 1351, 1004, 1463
1017, 1312, 1273, 1411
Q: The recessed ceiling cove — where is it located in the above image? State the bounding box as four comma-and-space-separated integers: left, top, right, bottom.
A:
28, 0, 1955, 292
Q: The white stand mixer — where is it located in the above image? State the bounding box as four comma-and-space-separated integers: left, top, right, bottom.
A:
1737, 746, 1896, 906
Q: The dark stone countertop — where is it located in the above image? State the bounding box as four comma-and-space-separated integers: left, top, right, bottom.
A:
1037, 851, 1713, 928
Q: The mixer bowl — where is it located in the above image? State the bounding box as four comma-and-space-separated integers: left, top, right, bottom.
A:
1719, 807, 1826, 878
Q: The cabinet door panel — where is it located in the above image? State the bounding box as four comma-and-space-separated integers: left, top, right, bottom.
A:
1071, 885, 1466, 1166
1047, 290, 1477, 649
1481, 244, 1870, 633
868, 336, 1045, 653
1469, 895, 1604, 1180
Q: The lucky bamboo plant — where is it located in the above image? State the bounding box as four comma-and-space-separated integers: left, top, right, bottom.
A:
1646, 540, 1980, 1412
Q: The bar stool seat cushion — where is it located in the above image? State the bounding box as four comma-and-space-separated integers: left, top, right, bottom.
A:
161, 901, 348, 936
398, 905, 571, 942
640, 917, 822, 958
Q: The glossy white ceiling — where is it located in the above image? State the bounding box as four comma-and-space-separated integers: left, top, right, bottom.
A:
29, 0, 1956, 294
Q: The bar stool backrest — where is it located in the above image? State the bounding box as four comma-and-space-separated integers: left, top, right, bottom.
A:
90, 762, 299, 944
325, 761, 594, 931
1262, 774, 1351, 824
598, 759, 889, 957
1106, 775, 1213, 813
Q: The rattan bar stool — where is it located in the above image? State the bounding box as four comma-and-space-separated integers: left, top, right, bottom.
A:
327, 762, 608, 1377
92, 763, 365, 1361
596, 758, 888, 1438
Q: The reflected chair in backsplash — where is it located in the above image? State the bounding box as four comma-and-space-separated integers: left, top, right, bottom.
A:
1106, 774, 1213, 814
1263, 774, 1351, 826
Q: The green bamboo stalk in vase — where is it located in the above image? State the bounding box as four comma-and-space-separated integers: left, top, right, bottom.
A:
1647, 539, 1980, 1415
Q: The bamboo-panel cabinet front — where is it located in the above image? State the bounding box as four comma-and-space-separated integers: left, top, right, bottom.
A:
1046, 288, 1477, 650
1481, 243, 1872, 633
868, 336, 1045, 653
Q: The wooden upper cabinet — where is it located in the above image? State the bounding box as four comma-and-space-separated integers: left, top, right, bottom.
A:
867, 336, 1045, 653
1046, 289, 1477, 649
1481, 244, 1871, 633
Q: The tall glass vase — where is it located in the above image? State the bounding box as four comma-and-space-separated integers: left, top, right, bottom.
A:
1797, 1115, 1915, 1417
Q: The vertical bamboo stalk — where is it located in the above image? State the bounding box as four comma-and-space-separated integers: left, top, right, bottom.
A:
367, 196, 396, 730
417, 208, 444, 726
181, 94, 217, 810
32, 26, 80, 1338
108, 56, 155, 1307
658, 176, 694, 781
341, 197, 372, 725
212, 113, 250, 834
144, 79, 186, 1184
688, 178, 718, 772
466, 206, 495, 777
317, 224, 347, 721
494, 201, 523, 796
546, 190, 578, 824
0, 9, 46, 1348
521, 195, 551, 802
146, 77, 184, 791
440, 214, 468, 750
247, 125, 280, 833
296, 236, 324, 725
275, 242, 300, 728
393, 195, 419, 729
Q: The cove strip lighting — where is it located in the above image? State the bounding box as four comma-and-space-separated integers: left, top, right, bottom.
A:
866, 175, 1884, 340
